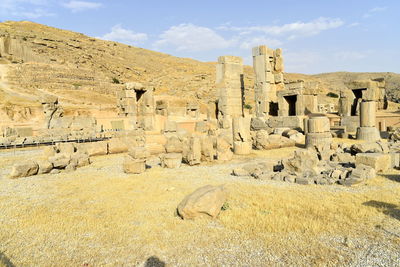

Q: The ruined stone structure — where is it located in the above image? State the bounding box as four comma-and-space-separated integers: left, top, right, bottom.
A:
117, 82, 155, 131
216, 56, 244, 120
277, 81, 318, 117
356, 101, 381, 141
345, 79, 387, 116
252, 45, 284, 118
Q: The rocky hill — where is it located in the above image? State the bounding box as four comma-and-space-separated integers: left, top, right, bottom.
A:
0, 21, 399, 120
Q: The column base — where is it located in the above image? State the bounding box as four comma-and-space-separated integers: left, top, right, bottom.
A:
356, 127, 380, 142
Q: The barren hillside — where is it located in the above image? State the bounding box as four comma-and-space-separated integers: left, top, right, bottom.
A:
0, 21, 399, 115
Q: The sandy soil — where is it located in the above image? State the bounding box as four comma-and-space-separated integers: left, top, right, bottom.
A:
0, 144, 399, 266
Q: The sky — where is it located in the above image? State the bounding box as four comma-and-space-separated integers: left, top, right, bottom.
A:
0, 0, 399, 74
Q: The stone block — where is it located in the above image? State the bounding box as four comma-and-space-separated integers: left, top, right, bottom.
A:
356, 153, 391, 172
162, 153, 182, 168
233, 141, 252, 155
123, 157, 146, 174
128, 146, 148, 160
108, 138, 128, 154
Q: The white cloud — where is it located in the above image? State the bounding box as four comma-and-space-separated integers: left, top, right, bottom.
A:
334, 51, 368, 61
239, 37, 282, 50
348, 22, 360, 27
99, 25, 148, 45
62, 1, 102, 12
363, 6, 387, 18
0, 0, 54, 18
153, 23, 233, 52
219, 17, 344, 40
12, 8, 55, 18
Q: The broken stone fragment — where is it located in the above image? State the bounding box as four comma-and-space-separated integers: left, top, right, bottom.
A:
9, 160, 39, 179
177, 185, 227, 220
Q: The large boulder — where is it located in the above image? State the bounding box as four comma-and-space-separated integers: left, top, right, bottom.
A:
177, 185, 227, 220
9, 160, 39, 179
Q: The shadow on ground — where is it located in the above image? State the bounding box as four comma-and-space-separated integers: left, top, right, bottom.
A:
381, 174, 400, 183
145, 256, 165, 267
0, 252, 15, 267
363, 200, 400, 221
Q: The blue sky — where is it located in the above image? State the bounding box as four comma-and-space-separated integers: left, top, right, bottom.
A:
0, 0, 399, 74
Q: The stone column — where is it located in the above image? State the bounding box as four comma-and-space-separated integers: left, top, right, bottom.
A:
305, 116, 332, 154
138, 87, 155, 131
216, 56, 244, 119
252, 45, 284, 118
356, 101, 380, 141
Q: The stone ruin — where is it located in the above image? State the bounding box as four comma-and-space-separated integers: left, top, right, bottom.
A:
252, 45, 284, 118
5, 43, 400, 191
117, 82, 155, 131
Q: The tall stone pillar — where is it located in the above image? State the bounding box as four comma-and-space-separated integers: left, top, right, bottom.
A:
338, 91, 351, 117
138, 87, 155, 131
216, 56, 244, 120
356, 101, 380, 141
252, 45, 284, 118
117, 83, 139, 129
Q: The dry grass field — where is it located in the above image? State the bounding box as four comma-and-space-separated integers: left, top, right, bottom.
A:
0, 141, 399, 266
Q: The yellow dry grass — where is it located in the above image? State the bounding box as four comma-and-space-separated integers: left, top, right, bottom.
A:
0, 143, 400, 266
